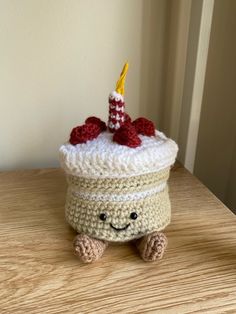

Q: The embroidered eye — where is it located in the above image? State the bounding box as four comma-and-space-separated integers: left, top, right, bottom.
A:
130, 212, 138, 220
99, 213, 107, 221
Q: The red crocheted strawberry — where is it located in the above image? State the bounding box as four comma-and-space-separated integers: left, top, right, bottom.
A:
132, 117, 155, 136
113, 124, 141, 148
85, 116, 107, 132
70, 123, 101, 145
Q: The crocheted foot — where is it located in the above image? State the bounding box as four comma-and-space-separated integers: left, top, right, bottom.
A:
136, 232, 167, 262
73, 234, 108, 263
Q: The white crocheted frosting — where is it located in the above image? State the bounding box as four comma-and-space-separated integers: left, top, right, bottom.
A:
59, 130, 178, 178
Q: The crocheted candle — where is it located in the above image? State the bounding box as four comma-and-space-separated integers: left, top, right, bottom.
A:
108, 63, 128, 132
59, 63, 178, 263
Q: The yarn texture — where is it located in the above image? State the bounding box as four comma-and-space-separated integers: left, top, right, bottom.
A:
73, 234, 108, 263
136, 232, 168, 261
60, 130, 178, 178
113, 124, 141, 148
132, 117, 155, 136
69, 123, 101, 145
66, 183, 171, 242
60, 128, 177, 243
85, 116, 107, 132
59, 62, 178, 262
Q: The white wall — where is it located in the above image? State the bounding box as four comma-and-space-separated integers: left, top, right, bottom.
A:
1, 0, 169, 170
194, 0, 236, 210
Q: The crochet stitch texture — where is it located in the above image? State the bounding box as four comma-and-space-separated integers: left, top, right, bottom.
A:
59, 62, 178, 261
60, 130, 177, 242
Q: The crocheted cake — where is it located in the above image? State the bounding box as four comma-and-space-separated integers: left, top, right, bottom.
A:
60, 63, 178, 263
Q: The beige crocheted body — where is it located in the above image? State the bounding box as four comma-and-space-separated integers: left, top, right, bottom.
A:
65, 167, 171, 242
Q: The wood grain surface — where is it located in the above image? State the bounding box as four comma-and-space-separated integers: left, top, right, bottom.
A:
1, 165, 236, 314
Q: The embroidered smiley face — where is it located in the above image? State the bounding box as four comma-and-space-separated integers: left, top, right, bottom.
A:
99, 212, 138, 232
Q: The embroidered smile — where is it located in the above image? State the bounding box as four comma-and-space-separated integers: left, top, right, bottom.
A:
110, 223, 130, 231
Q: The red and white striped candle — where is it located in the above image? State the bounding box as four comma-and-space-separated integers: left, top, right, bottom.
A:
108, 63, 128, 133
108, 92, 125, 132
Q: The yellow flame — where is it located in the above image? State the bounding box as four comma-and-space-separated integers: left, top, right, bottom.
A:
115, 62, 129, 95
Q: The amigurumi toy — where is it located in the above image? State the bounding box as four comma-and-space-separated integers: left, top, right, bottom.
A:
59, 63, 178, 263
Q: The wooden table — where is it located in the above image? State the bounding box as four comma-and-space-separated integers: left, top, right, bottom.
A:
1, 165, 236, 314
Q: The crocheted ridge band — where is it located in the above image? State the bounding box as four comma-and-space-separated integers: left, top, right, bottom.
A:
65, 170, 171, 242
60, 131, 177, 179
67, 167, 169, 194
